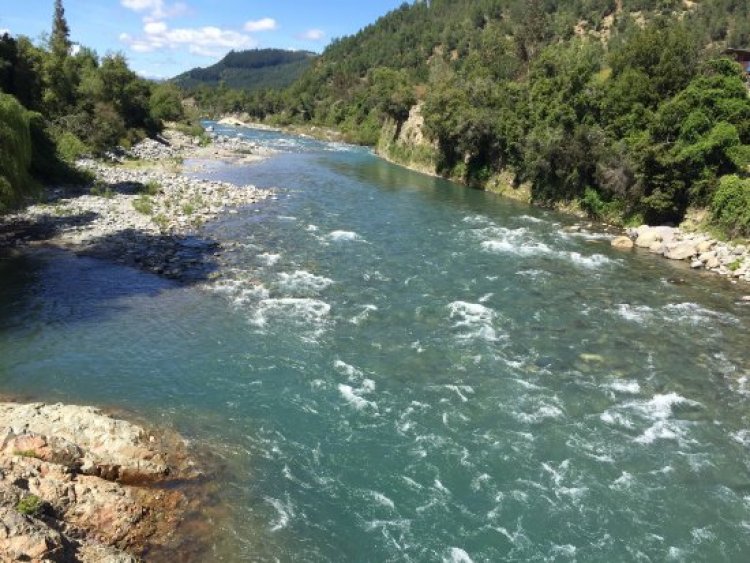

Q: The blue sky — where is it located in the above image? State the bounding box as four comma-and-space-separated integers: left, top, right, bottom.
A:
0, 0, 408, 78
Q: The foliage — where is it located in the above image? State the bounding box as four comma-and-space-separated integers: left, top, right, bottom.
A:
133, 195, 154, 215
16, 494, 44, 517
140, 180, 161, 196
0, 92, 35, 212
195, 0, 750, 227
0, 0, 175, 212
150, 82, 184, 122
173, 49, 315, 91
711, 175, 750, 238
56, 131, 89, 162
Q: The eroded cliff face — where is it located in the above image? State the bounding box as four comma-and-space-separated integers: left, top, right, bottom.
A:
377, 104, 439, 177
377, 104, 531, 202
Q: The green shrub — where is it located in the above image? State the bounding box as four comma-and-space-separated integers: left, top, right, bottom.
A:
133, 195, 154, 215
56, 131, 90, 162
140, 180, 161, 195
153, 213, 169, 231
16, 494, 44, 517
90, 180, 113, 198
0, 92, 34, 212
711, 175, 750, 238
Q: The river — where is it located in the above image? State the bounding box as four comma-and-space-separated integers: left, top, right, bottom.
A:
1, 124, 750, 561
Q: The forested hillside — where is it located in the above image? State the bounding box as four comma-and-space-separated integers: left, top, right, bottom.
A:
173, 49, 315, 91
0, 1, 183, 212
212, 0, 750, 233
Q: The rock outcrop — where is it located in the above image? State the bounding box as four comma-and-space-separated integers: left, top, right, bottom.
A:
0, 402, 203, 562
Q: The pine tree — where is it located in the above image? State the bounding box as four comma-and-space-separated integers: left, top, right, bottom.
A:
43, 0, 74, 117
50, 0, 71, 59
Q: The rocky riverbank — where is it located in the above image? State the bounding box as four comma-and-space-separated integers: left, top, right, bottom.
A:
0, 129, 274, 282
0, 401, 208, 562
609, 225, 750, 285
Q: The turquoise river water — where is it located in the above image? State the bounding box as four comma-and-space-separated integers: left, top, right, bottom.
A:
1, 124, 750, 561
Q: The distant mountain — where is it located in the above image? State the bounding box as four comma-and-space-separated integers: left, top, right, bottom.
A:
173, 49, 316, 91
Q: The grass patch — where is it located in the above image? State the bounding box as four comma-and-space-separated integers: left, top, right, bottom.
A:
181, 203, 196, 215
16, 494, 44, 517
728, 258, 743, 271
140, 180, 161, 196
13, 449, 40, 459
90, 180, 114, 199
153, 213, 169, 231
133, 195, 154, 215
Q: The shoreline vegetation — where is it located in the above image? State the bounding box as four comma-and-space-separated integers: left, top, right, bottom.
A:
214, 114, 750, 289
194, 0, 750, 262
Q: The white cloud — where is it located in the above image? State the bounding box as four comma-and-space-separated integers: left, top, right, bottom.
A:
299, 29, 325, 41
121, 0, 188, 21
244, 18, 277, 32
144, 21, 168, 34
0, 29, 10, 36
120, 21, 256, 56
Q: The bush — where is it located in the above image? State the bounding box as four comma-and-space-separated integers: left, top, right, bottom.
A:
56, 131, 89, 162
150, 83, 184, 122
133, 195, 154, 215
711, 175, 750, 238
140, 180, 161, 196
16, 494, 44, 517
0, 93, 36, 212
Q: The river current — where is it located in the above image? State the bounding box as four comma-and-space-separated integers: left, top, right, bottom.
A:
1, 124, 750, 561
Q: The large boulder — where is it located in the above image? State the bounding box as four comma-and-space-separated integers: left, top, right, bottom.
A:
635, 226, 677, 248
664, 241, 698, 261
611, 236, 634, 250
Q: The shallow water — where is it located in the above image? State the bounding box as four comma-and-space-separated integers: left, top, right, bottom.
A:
2, 124, 750, 561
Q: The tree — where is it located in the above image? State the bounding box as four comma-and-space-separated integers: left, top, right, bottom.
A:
50, 0, 71, 60
43, 0, 75, 117
150, 83, 184, 123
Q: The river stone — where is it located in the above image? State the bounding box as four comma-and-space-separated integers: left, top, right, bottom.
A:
635, 226, 677, 248
696, 240, 715, 253
691, 260, 703, 269
636, 230, 661, 248
664, 242, 698, 261
611, 236, 634, 249
649, 241, 666, 254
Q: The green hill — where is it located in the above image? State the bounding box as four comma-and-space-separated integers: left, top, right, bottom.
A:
173, 49, 316, 91
192, 0, 750, 234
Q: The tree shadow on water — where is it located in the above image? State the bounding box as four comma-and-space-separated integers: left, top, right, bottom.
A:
0, 211, 100, 243
0, 226, 222, 329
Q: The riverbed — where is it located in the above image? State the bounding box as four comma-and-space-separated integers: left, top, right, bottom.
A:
1, 124, 750, 561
